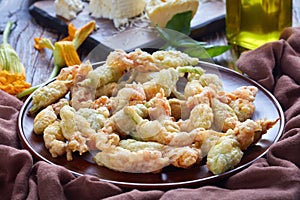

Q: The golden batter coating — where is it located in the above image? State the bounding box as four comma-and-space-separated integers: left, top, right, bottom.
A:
30, 49, 279, 175
29, 79, 73, 115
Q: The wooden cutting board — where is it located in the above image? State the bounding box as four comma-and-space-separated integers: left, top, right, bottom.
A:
29, 0, 225, 52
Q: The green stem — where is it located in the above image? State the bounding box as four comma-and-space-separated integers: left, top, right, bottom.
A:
124, 107, 142, 125
16, 64, 62, 99
49, 64, 61, 79
177, 66, 205, 75
16, 85, 40, 99
3, 21, 13, 44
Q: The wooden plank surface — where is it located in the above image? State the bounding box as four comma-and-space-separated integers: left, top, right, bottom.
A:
0, 0, 59, 87
29, 0, 226, 51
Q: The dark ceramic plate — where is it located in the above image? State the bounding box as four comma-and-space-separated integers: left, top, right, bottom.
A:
18, 61, 284, 190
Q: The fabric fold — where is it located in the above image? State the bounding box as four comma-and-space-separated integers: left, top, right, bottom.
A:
0, 145, 32, 200
0, 90, 23, 148
64, 175, 123, 200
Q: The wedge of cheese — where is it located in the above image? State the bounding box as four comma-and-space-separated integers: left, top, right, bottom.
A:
54, 0, 84, 20
146, 0, 199, 28
89, 0, 146, 28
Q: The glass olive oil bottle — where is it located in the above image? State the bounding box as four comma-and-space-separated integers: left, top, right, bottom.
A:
226, 0, 292, 50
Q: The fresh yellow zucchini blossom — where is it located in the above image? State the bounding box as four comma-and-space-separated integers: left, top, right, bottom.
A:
34, 20, 96, 69
17, 20, 96, 98
0, 21, 31, 95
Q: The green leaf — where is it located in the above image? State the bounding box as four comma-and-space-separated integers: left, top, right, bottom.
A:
204, 45, 232, 57
184, 46, 212, 61
156, 26, 205, 48
156, 26, 172, 42
155, 25, 231, 59
175, 38, 206, 47
166, 11, 193, 35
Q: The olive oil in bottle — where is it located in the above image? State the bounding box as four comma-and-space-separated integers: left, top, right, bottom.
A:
226, 0, 292, 50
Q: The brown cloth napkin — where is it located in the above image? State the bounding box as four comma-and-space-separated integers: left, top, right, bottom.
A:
1, 27, 300, 200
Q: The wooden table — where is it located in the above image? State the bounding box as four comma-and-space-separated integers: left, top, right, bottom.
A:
1, 0, 300, 94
